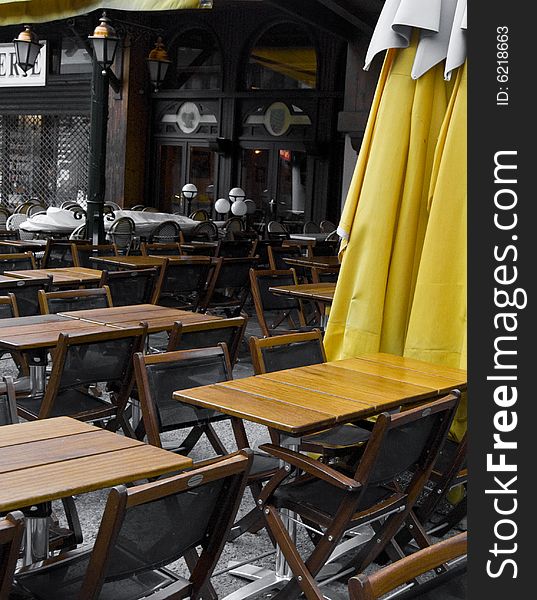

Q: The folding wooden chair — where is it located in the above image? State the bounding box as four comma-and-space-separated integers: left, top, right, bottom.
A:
15, 326, 147, 436
167, 316, 247, 367
348, 532, 467, 600
250, 332, 371, 458
258, 393, 461, 600
72, 243, 118, 268
99, 268, 160, 307
0, 251, 36, 273
14, 452, 252, 600
249, 268, 312, 337
133, 345, 279, 541
140, 242, 183, 256
0, 512, 25, 598
199, 256, 258, 316
152, 257, 213, 310
38, 286, 113, 314
0, 276, 52, 316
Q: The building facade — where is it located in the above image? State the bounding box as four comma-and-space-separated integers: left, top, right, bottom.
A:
0, 1, 381, 227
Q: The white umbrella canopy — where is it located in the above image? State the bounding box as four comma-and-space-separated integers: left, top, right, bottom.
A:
364, 0, 467, 79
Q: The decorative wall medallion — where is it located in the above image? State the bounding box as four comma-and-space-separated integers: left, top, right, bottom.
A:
245, 102, 311, 137
161, 101, 217, 134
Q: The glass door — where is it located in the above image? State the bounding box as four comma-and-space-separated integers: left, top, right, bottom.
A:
188, 144, 216, 214
158, 144, 184, 213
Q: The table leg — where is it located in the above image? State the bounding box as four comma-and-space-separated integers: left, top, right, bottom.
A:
21, 503, 50, 566
225, 441, 299, 600
27, 349, 48, 396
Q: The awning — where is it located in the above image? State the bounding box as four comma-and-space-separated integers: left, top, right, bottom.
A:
251, 48, 317, 88
0, 0, 205, 26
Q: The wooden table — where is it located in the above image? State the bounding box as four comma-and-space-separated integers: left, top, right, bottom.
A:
0, 314, 119, 394
0, 417, 191, 563
4, 266, 102, 287
91, 255, 212, 270
0, 240, 47, 252
173, 353, 467, 600
59, 303, 222, 333
269, 282, 336, 304
283, 255, 341, 270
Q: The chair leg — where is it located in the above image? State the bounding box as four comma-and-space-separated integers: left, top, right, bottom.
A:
203, 423, 229, 456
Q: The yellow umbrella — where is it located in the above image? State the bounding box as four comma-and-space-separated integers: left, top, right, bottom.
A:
0, 0, 204, 26
324, 37, 453, 360
404, 62, 467, 440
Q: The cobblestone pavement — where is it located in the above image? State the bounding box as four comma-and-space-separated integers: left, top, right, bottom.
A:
1, 306, 466, 599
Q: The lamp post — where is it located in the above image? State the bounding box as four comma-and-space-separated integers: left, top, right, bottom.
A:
181, 183, 198, 216
86, 12, 121, 244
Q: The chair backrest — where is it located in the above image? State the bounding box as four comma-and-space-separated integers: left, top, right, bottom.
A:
224, 217, 245, 235
249, 268, 305, 337
140, 242, 183, 256
348, 532, 467, 600
0, 377, 18, 426
149, 220, 182, 244
0, 276, 52, 316
254, 239, 282, 268
5, 213, 27, 231
130, 204, 145, 210
167, 316, 247, 367
303, 221, 321, 233
27, 203, 47, 216
69, 223, 88, 240
72, 243, 119, 268
0, 511, 25, 597
216, 239, 257, 258
46, 452, 251, 599
99, 268, 159, 307
267, 244, 303, 270
200, 256, 258, 312
353, 394, 460, 499
0, 207, 11, 230
267, 220, 288, 234
104, 201, 121, 211
40, 326, 147, 419
189, 209, 210, 221
133, 345, 233, 446
311, 266, 339, 284
107, 217, 135, 252
188, 220, 219, 241
141, 206, 159, 212
0, 252, 36, 274
42, 240, 77, 268
0, 294, 18, 319
152, 257, 213, 310
249, 330, 325, 374
319, 219, 336, 233
38, 286, 113, 314
309, 239, 339, 257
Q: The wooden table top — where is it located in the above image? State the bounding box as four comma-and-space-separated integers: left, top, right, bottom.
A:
283, 255, 341, 269
0, 240, 47, 251
0, 417, 191, 512
59, 304, 222, 333
91, 255, 212, 269
0, 315, 118, 351
173, 353, 467, 436
4, 267, 102, 286
269, 282, 336, 303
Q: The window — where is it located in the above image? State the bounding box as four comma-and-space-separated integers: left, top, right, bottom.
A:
60, 36, 92, 74
173, 28, 222, 90
247, 23, 317, 90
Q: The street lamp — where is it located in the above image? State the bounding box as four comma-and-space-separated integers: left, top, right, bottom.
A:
88, 12, 120, 75
147, 37, 171, 92
13, 25, 43, 76
181, 183, 198, 215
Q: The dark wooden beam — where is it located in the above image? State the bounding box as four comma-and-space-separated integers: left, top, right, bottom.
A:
315, 0, 374, 33
266, 0, 368, 40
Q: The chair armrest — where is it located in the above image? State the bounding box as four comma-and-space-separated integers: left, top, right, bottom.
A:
259, 443, 361, 491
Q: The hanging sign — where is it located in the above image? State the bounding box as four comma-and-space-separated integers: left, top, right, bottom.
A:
0, 41, 47, 87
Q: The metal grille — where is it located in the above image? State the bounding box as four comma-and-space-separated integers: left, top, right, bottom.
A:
0, 114, 90, 209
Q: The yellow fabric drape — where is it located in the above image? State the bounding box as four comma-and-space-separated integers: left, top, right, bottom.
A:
404, 64, 467, 441
324, 39, 452, 360
0, 0, 203, 25
251, 48, 317, 88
